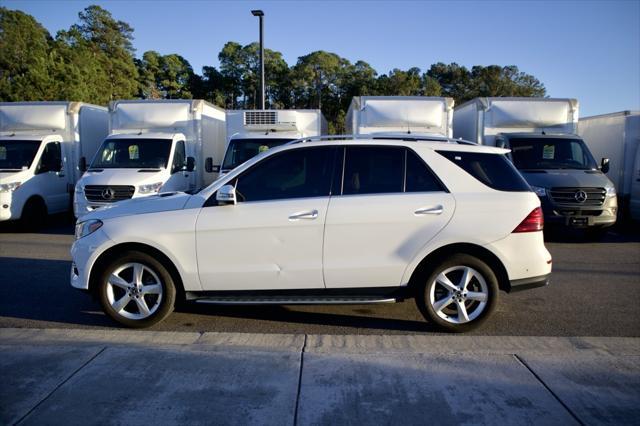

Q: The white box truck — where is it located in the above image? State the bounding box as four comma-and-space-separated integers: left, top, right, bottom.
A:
220, 109, 327, 174
74, 99, 226, 218
454, 97, 617, 233
579, 111, 640, 221
345, 96, 454, 137
1, 102, 108, 226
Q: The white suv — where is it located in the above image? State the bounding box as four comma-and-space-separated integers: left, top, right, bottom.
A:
71, 136, 552, 332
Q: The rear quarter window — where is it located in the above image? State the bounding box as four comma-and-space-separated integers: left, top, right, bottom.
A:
437, 150, 531, 192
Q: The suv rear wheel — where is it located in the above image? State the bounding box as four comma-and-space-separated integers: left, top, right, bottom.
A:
417, 254, 498, 332
97, 251, 176, 328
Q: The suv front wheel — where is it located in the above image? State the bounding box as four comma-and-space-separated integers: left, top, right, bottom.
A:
417, 254, 498, 332
97, 251, 176, 328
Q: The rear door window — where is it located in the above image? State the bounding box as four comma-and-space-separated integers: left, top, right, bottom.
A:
437, 150, 531, 192
406, 149, 445, 192
343, 146, 404, 195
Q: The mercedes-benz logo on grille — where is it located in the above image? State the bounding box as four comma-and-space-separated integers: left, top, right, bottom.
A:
101, 187, 115, 200
574, 190, 588, 203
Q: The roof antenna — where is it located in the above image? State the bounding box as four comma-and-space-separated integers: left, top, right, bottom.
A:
542, 130, 546, 135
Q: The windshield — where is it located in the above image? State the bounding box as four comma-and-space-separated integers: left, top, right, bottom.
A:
509, 137, 598, 171
0, 140, 42, 171
222, 138, 295, 171
90, 138, 172, 169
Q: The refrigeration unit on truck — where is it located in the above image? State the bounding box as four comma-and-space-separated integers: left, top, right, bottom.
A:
74, 99, 226, 218
345, 96, 454, 138
1, 102, 108, 225
220, 109, 327, 174
579, 111, 640, 221
453, 97, 617, 232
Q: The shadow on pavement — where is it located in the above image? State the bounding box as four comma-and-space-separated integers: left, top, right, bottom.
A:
0, 213, 74, 235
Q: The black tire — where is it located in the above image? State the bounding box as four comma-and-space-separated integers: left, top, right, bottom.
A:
97, 251, 176, 328
20, 197, 47, 232
416, 254, 499, 333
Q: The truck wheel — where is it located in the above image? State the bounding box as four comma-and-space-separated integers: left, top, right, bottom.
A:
20, 197, 47, 231
97, 251, 176, 328
416, 254, 498, 332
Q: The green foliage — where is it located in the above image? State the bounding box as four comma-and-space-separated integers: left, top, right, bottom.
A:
1, 5, 547, 131
0, 7, 54, 101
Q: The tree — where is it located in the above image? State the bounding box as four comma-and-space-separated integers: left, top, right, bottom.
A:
426, 62, 473, 103
66, 5, 139, 101
0, 7, 54, 101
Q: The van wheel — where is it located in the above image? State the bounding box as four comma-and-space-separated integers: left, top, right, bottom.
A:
21, 198, 47, 231
416, 254, 498, 332
98, 251, 176, 328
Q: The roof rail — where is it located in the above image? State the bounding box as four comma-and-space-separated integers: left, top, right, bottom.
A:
288, 134, 477, 146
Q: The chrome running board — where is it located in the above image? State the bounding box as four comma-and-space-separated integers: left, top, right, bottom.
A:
194, 296, 397, 305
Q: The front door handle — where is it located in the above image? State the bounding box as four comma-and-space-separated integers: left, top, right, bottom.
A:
414, 205, 443, 215
289, 210, 318, 221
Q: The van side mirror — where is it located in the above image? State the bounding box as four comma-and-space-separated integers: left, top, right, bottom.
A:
205, 157, 220, 173
216, 184, 236, 205
600, 158, 610, 174
186, 156, 195, 172
79, 157, 87, 173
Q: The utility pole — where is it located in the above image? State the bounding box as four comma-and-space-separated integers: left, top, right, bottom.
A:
251, 10, 265, 110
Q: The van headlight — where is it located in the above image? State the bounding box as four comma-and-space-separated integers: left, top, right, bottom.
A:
605, 187, 616, 198
74, 184, 84, 194
0, 181, 22, 193
138, 182, 163, 194
530, 185, 547, 197
75, 219, 103, 240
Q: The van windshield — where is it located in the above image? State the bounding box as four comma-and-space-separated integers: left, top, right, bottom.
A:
0, 140, 42, 171
222, 138, 295, 171
509, 137, 598, 171
91, 138, 172, 169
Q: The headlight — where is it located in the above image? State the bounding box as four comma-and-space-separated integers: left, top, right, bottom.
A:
606, 187, 616, 198
0, 181, 22, 193
75, 219, 103, 240
530, 185, 547, 197
74, 184, 84, 194
138, 182, 163, 194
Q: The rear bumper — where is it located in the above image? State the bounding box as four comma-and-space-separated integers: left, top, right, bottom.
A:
509, 273, 550, 293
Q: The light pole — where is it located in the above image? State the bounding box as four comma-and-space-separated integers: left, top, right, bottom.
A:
251, 10, 265, 110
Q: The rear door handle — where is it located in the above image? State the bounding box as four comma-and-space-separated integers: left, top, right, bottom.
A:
414, 205, 443, 215
289, 210, 318, 221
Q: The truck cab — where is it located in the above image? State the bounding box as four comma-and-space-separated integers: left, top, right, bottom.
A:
1, 135, 69, 222
220, 110, 327, 175
497, 132, 617, 230
74, 133, 194, 217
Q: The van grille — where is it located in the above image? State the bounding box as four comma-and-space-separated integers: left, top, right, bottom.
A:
84, 185, 135, 203
244, 111, 277, 125
548, 187, 606, 206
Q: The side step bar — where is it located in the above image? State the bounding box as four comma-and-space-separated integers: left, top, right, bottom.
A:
194, 296, 397, 306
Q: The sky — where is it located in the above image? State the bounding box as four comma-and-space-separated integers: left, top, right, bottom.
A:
5, 0, 640, 117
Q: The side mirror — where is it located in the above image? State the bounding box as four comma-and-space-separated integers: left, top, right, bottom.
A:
600, 158, 610, 174
186, 156, 195, 172
205, 157, 220, 173
79, 157, 87, 173
216, 184, 237, 205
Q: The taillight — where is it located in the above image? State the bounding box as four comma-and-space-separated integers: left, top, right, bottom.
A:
513, 207, 544, 233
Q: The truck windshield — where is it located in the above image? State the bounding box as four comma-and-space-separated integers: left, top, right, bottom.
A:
222, 138, 295, 171
509, 137, 598, 171
90, 138, 172, 169
0, 140, 42, 171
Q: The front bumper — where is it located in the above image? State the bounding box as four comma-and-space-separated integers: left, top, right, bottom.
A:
540, 195, 617, 228
70, 228, 113, 290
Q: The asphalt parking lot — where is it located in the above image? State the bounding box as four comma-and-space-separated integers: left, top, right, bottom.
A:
1, 215, 639, 336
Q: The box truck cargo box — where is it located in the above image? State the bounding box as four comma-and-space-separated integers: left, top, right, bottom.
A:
346, 96, 454, 137
579, 111, 640, 221
221, 109, 327, 174
0, 102, 108, 225
74, 99, 225, 218
454, 97, 617, 232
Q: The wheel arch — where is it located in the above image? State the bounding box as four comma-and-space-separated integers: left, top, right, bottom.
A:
88, 242, 186, 300
21, 194, 47, 217
407, 243, 511, 294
